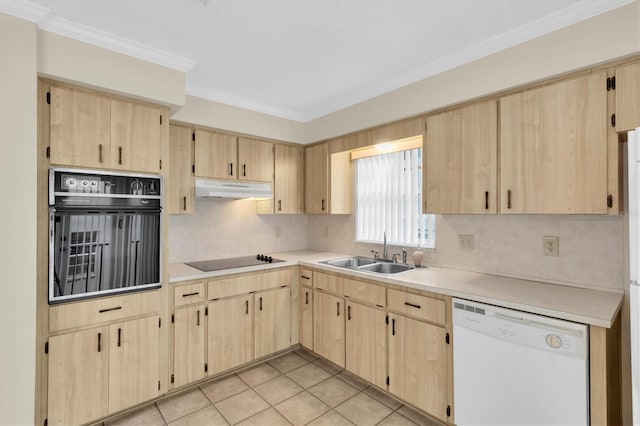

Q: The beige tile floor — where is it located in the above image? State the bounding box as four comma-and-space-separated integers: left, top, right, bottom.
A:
102, 349, 443, 426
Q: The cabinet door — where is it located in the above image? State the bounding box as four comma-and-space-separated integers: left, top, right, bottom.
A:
305, 144, 329, 214
168, 124, 194, 214
301, 286, 313, 350
313, 290, 345, 367
239, 137, 274, 182
346, 302, 387, 388
48, 327, 109, 426
388, 314, 448, 421
500, 72, 608, 213
110, 99, 161, 173
49, 86, 110, 169
173, 305, 206, 388
275, 144, 304, 214
108, 316, 160, 413
195, 129, 238, 179
208, 295, 254, 375
425, 100, 497, 214
255, 287, 291, 358
616, 62, 640, 132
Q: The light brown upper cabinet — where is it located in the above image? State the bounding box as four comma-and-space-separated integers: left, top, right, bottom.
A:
168, 124, 194, 214
305, 143, 329, 213
257, 144, 304, 214
49, 85, 164, 173
194, 129, 274, 182
615, 62, 640, 132
500, 72, 608, 214
424, 100, 498, 214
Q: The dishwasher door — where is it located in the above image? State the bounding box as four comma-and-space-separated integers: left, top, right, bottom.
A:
452, 298, 589, 426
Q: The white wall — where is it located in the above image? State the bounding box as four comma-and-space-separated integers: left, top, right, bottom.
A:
171, 95, 306, 144
168, 199, 309, 263
304, 1, 640, 142
0, 13, 37, 426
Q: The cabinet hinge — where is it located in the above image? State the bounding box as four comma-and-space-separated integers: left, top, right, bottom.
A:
607, 194, 613, 208
170, 374, 174, 384
612, 114, 616, 127
171, 314, 175, 323
158, 381, 161, 391
44, 419, 48, 426
46, 92, 50, 105
386, 376, 389, 386
158, 318, 161, 328
205, 363, 208, 373
205, 307, 208, 316
445, 333, 450, 344
192, 132, 195, 142
447, 405, 451, 417
612, 76, 616, 90
44, 341, 48, 354
385, 315, 389, 325
607, 77, 612, 91
159, 159, 162, 170
160, 114, 163, 125
46, 146, 50, 159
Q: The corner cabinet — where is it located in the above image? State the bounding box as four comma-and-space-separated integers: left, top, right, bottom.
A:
424, 100, 498, 214
615, 62, 640, 132
257, 144, 305, 214
255, 287, 291, 358
168, 124, 195, 214
500, 72, 608, 214
48, 85, 165, 173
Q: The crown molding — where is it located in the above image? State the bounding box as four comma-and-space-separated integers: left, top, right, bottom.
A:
186, 83, 308, 122
0, 0, 49, 23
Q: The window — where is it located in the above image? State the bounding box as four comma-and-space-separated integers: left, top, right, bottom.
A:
355, 147, 435, 248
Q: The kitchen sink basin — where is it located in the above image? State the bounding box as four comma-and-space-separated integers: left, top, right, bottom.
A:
325, 256, 377, 268
322, 256, 416, 274
358, 262, 414, 274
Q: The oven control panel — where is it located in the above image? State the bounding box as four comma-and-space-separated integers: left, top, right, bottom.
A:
52, 169, 161, 197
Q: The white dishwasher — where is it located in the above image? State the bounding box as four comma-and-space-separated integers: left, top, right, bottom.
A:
453, 298, 589, 426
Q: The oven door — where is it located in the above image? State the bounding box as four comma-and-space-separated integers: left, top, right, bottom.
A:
49, 208, 161, 303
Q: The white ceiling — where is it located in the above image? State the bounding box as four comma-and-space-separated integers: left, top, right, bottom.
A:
4, 0, 634, 121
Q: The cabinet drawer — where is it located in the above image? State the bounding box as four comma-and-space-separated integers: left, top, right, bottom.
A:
174, 282, 205, 307
314, 272, 343, 295
208, 269, 292, 300
387, 289, 445, 325
49, 291, 160, 332
299, 268, 313, 287
343, 278, 385, 307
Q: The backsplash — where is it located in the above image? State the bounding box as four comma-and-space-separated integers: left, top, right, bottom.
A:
308, 213, 625, 291
168, 199, 309, 262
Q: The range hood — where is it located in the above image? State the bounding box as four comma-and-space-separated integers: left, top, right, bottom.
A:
195, 178, 273, 199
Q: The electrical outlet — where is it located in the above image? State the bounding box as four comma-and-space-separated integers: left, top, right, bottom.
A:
324, 226, 329, 238
459, 234, 474, 250
275, 226, 281, 238
543, 236, 559, 257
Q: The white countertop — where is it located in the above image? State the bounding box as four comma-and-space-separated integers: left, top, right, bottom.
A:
169, 250, 623, 328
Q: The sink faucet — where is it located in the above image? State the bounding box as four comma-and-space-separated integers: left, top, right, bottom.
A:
370, 250, 379, 260
383, 231, 388, 260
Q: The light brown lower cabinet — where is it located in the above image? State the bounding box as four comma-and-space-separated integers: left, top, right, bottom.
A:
207, 295, 254, 375
301, 286, 313, 350
388, 313, 448, 422
173, 304, 206, 388
345, 301, 387, 389
47, 316, 160, 426
313, 290, 345, 367
255, 287, 291, 358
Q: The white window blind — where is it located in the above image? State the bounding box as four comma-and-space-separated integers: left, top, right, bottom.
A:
356, 148, 435, 248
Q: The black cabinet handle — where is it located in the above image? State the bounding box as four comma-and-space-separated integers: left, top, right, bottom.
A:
230, 163, 233, 176
97, 332, 102, 352
305, 291, 309, 305
197, 310, 201, 326
507, 190, 512, 209
117, 328, 122, 347
99, 306, 122, 313
404, 302, 422, 309
246, 300, 249, 314
243, 164, 246, 177
183, 196, 187, 211
118, 146, 123, 165
337, 302, 340, 316
301, 275, 311, 280
321, 199, 325, 211
98, 144, 103, 163
392, 318, 396, 336
182, 292, 200, 298
259, 297, 263, 311
348, 305, 351, 320
485, 191, 489, 210
278, 200, 282, 211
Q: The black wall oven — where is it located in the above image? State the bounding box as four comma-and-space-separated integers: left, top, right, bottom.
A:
49, 168, 162, 303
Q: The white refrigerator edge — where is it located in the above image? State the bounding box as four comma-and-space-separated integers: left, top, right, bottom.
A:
628, 127, 640, 425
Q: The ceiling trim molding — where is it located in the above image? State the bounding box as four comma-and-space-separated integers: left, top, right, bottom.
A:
186, 83, 308, 122
0, 0, 49, 23
38, 15, 196, 72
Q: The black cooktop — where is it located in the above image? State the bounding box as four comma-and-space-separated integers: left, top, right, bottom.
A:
186, 254, 285, 272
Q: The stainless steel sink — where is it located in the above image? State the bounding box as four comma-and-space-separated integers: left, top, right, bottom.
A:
322, 256, 416, 274
325, 256, 377, 268
358, 262, 414, 274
